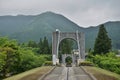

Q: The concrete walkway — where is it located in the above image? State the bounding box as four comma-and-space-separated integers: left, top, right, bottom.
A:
43, 67, 93, 80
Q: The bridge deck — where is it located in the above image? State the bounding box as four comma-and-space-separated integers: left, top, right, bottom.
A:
43, 67, 92, 80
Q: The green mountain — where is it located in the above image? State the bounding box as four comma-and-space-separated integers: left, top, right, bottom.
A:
0, 12, 120, 50
10, 12, 84, 42
0, 15, 35, 36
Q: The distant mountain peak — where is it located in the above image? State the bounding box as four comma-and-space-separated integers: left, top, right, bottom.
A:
37, 11, 60, 17
41, 11, 56, 14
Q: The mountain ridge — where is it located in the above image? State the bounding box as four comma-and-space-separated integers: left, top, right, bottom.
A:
0, 12, 120, 49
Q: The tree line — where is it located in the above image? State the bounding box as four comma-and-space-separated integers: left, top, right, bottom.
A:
23, 36, 52, 54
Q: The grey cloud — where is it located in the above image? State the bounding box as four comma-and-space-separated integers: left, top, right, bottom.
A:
0, 0, 120, 27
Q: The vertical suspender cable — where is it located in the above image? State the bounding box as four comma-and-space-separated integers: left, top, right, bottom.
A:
76, 30, 81, 59
57, 30, 60, 60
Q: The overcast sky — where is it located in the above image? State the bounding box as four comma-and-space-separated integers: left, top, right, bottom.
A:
0, 0, 120, 27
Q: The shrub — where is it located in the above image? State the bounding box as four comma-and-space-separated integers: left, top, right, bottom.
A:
87, 52, 120, 74
44, 61, 53, 66
79, 61, 94, 66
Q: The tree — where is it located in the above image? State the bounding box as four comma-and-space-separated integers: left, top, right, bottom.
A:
43, 37, 50, 54
38, 37, 50, 54
38, 38, 43, 54
94, 24, 112, 55
0, 41, 20, 77
28, 40, 37, 48
59, 39, 73, 54
0, 47, 15, 77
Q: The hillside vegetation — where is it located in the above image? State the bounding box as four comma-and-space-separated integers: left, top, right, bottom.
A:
0, 12, 120, 49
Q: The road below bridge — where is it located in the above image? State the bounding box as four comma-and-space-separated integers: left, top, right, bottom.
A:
42, 67, 93, 80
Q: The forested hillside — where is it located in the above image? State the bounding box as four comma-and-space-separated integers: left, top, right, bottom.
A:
0, 12, 120, 49
0, 15, 35, 36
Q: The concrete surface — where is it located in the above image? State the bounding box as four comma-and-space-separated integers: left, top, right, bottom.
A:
43, 67, 93, 80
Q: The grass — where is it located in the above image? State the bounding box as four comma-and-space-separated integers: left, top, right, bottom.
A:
83, 66, 120, 80
4, 66, 53, 80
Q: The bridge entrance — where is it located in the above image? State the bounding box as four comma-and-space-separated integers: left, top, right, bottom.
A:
52, 30, 85, 65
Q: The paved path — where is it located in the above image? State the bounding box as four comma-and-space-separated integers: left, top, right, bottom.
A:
43, 67, 93, 80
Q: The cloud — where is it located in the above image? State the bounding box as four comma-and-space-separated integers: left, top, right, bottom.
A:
0, 0, 120, 27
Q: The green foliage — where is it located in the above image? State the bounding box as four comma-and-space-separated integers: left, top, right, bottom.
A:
38, 37, 51, 54
0, 37, 20, 77
79, 61, 93, 66
0, 51, 6, 72
0, 37, 52, 79
38, 38, 43, 53
15, 49, 51, 73
27, 40, 37, 48
44, 61, 53, 66
42, 37, 50, 54
65, 56, 72, 64
59, 39, 74, 54
87, 52, 120, 74
94, 24, 112, 55
25, 37, 51, 54
0, 37, 8, 46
